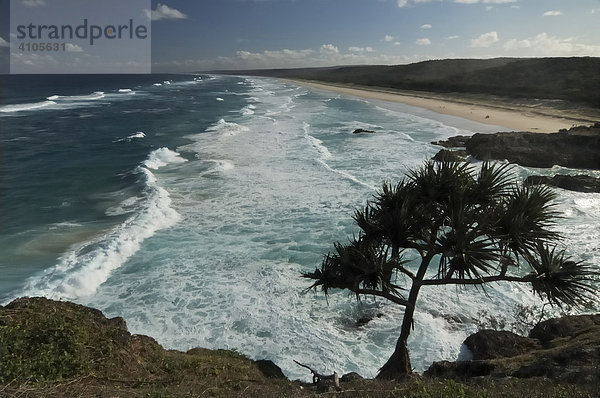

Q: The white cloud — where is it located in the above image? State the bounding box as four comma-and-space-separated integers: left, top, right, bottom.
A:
21, 0, 45, 7
420, 24, 432, 29
399, 0, 516, 7
592, 8, 600, 14
384, 35, 394, 42
65, 43, 83, 52
0, 37, 9, 47
447, 35, 460, 40
153, 45, 432, 72
348, 46, 373, 53
471, 31, 499, 47
144, 3, 187, 21
394, 41, 401, 46
416, 38, 431, 45
455, 0, 516, 3
510, 5, 520, 8
320, 44, 339, 54
503, 32, 600, 56
543, 10, 563, 16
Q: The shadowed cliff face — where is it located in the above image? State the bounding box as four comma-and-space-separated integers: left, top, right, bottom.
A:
465, 125, 600, 170
433, 123, 600, 170
432, 123, 600, 193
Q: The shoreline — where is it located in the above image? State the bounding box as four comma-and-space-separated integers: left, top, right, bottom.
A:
285, 79, 597, 133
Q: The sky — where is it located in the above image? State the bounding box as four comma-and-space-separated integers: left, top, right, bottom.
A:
1, 0, 599, 73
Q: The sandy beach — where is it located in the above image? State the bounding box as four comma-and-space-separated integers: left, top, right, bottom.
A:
288, 80, 597, 133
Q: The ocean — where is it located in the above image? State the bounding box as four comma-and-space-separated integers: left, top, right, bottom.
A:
1, 74, 598, 380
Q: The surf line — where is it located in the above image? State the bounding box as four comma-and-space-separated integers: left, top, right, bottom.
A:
303, 122, 376, 191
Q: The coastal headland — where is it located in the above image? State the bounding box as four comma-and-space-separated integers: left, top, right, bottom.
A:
1, 297, 598, 397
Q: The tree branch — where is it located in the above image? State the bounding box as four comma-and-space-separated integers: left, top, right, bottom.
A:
421, 274, 537, 286
354, 288, 411, 307
395, 265, 415, 280
294, 360, 339, 388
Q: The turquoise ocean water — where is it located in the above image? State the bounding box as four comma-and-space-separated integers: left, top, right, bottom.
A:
1, 74, 598, 379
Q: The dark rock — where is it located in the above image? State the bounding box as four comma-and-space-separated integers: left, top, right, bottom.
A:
529, 314, 600, 345
465, 125, 600, 169
524, 174, 600, 193
352, 128, 375, 134
356, 312, 383, 327
256, 359, 287, 379
431, 135, 470, 148
433, 149, 467, 162
464, 330, 540, 360
425, 360, 495, 379
340, 372, 364, 382
426, 314, 600, 385
435, 123, 600, 170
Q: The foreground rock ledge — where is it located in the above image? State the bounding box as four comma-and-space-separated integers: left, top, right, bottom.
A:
1, 297, 598, 397
426, 314, 600, 385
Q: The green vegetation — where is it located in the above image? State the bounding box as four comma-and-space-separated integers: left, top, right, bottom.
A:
0, 297, 296, 397
304, 161, 597, 379
236, 57, 600, 107
0, 297, 597, 397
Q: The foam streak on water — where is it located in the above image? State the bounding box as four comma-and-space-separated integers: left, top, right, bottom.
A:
20, 148, 186, 300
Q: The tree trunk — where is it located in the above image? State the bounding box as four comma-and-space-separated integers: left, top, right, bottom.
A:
377, 253, 431, 379
376, 337, 411, 378
376, 284, 420, 379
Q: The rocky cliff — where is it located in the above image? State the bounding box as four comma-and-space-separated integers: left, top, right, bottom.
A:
433, 123, 600, 170
1, 297, 598, 397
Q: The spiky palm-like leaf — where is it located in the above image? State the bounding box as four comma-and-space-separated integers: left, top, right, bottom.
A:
408, 161, 473, 210
303, 238, 405, 298
354, 181, 426, 251
493, 184, 560, 256
439, 191, 499, 277
470, 162, 514, 206
527, 244, 598, 308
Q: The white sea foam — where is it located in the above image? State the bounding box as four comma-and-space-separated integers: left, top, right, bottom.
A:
129, 131, 146, 139
241, 104, 256, 116
118, 88, 135, 94
105, 196, 141, 216
0, 100, 57, 113
206, 119, 250, 137
304, 124, 332, 160
303, 122, 375, 190
51, 91, 105, 101
19, 148, 186, 300
153, 83, 163, 86
1, 91, 116, 115
113, 131, 146, 143
216, 97, 224, 101
49, 222, 83, 230
144, 147, 188, 170
206, 159, 235, 172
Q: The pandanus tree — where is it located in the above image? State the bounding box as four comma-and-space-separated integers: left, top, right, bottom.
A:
304, 161, 598, 379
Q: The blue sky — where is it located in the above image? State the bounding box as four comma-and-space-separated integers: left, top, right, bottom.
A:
1, 0, 599, 73
149, 0, 600, 71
